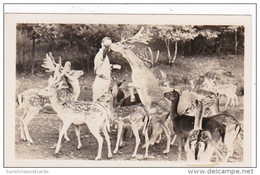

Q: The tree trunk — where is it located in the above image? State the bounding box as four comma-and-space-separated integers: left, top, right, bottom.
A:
87, 57, 90, 73
171, 41, 178, 64
234, 29, 238, 55
22, 48, 25, 71
188, 40, 192, 53
216, 37, 221, 54
31, 37, 35, 75
165, 39, 172, 64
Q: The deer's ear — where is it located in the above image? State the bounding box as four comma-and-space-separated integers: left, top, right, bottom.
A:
56, 81, 64, 90
107, 87, 113, 94
195, 99, 199, 106
179, 88, 184, 96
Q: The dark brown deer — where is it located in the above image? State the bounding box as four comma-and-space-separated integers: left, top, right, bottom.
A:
185, 93, 243, 161
164, 90, 226, 161
185, 100, 224, 162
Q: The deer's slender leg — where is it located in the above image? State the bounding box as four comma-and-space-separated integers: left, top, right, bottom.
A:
75, 125, 82, 150
113, 123, 123, 154
102, 126, 112, 158
55, 121, 71, 154
88, 123, 103, 160
22, 109, 39, 143
131, 126, 140, 158
20, 110, 27, 141
144, 125, 149, 159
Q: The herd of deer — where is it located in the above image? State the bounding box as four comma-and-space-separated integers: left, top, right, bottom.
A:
16, 28, 243, 162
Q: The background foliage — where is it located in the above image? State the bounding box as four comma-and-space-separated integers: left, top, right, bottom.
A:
16, 24, 244, 74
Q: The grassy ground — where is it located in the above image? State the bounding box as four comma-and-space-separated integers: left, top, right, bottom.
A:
15, 54, 244, 162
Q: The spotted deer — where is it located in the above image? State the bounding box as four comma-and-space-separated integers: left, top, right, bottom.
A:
185, 100, 224, 162
201, 77, 238, 107
184, 93, 243, 161
97, 87, 151, 159
164, 90, 226, 161
110, 27, 171, 154
38, 63, 112, 160
17, 53, 83, 143
112, 104, 150, 158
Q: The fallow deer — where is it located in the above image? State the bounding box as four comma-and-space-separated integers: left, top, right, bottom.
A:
185, 93, 243, 161
38, 63, 112, 160
17, 53, 83, 144
185, 100, 224, 162
164, 90, 226, 161
110, 27, 171, 154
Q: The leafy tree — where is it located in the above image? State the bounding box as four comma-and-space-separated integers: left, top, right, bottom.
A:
156, 25, 198, 65
223, 25, 241, 55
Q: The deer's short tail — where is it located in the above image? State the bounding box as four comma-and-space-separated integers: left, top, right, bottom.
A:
16, 94, 24, 110
235, 124, 243, 143
142, 106, 150, 136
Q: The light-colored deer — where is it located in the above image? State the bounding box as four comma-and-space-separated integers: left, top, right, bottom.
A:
38, 63, 112, 160
17, 53, 83, 144
98, 86, 151, 159
112, 104, 150, 158
201, 77, 238, 107
110, 27, 171, 154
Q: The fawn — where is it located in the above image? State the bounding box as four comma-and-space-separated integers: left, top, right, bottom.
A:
99, 87, 151, 159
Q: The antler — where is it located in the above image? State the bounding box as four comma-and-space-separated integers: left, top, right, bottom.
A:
121, 26, 153, 45
42, 53, 68, 87
42, 52, 56, 72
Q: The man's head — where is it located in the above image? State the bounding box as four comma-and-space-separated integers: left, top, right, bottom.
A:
101, 37, 112, 59
101, 37, 112, 48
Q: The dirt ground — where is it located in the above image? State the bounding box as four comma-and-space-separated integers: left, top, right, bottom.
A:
15, 55, 244, 163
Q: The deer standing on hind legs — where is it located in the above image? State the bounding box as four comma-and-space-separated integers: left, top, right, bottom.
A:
17, 53, 84, 144
110, 27, 171, 154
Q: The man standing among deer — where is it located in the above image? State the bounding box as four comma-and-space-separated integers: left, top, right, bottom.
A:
92, 37, 113, 101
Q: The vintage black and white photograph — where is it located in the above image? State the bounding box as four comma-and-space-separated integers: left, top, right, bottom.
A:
4, 13, 253, 167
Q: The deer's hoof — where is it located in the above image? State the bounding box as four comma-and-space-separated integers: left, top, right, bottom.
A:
163, 149, 170, 154
108, 153, 112, 159
54, 149, 60, 155
65, 138, 70, 142
27, 138, 34, 144
113, 150, 118, 154
95, 156, 101, 160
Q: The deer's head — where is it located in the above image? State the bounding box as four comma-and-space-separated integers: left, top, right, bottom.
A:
164, 89, 179, 101
110, 26, 153, 54
187, 129, 212, 161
